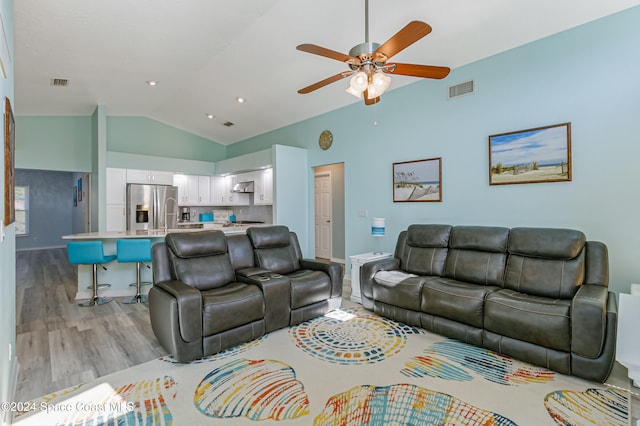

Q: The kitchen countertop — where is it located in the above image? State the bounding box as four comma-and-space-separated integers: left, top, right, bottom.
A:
62, 223, 271, 240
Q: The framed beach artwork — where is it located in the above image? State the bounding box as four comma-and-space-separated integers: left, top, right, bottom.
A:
393, 157, 442, 202
489, 122, 572, 186
4, 97, 14, 225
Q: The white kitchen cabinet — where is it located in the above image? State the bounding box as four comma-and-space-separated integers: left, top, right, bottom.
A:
210, 176, 226, 204
106, 168, 127, 204
174, 174, 214, 206
197, 175, 211, 205
185, 175, 200, 205
255, 168, 273, 205
127, 169, 174, 185
173, 174, 188, 205
106, 168, 127, 231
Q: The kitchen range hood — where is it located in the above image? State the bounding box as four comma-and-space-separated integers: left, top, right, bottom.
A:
232, 181, 254, 193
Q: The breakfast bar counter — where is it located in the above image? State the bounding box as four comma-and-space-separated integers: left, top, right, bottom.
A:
63, 224, 270, 301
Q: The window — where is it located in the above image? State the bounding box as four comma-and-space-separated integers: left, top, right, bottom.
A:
15, 185, 28, 235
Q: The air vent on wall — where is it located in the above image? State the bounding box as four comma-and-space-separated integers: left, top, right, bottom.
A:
223, 121, 235, 127
448, 80, 474, 99
50, 78, 69, 87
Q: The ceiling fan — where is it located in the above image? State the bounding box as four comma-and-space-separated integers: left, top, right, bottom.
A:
296, 0, 450, 105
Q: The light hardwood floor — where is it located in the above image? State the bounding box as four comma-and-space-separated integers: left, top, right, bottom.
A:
15, 249, 350, 402
15, 248, 167, 401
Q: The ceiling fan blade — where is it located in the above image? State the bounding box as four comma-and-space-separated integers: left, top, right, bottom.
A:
375, 21, 432, 60
384, 63, 450, 79
296, 43, 356, 63
363, 89, 380, 106
298, 72, 350, 94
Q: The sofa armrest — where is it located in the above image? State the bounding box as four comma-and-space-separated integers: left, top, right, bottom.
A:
236, 267, 272, 278
571, 284, 609, 358
155, 280, 203, 343
360, 258, 400, 309
300, 258, 344, 299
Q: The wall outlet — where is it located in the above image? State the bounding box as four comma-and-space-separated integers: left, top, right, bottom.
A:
358, 210, 368, 218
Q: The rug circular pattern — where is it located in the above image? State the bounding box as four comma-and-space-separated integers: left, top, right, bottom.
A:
289, 307, 424, 364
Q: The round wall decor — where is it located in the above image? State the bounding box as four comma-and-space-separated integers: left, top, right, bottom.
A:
319, 130, 333, 150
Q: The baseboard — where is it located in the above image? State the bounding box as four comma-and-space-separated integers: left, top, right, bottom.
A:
331, 257, 345, 265
16, 244, 66, 252
3, 357, 19, 426
75, 286, 150, 301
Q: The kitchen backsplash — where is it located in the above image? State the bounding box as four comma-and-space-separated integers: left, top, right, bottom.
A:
187, 204, 273, 224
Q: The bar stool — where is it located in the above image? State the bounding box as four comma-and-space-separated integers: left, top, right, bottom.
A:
117, 239, 152, 304
67, 241, 116, 307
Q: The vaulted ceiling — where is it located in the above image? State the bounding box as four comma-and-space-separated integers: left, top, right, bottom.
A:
14, 0, 640, 145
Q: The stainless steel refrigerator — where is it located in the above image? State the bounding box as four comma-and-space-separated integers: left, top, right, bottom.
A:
126, 184, 179, 231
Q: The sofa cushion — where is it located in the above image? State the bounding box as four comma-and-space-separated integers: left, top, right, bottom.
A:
247, 225, 291, 248
247, 226, 301, 274
508, 227, 586, 259
407, 224, 452, 247
444, 250, 507, 287
373, 275, 425, 312
443, 226, 509, 286
504, 251, 585, 299
396, 225, 452, 276
449, 226, 510, 252
484, 289, 571, 352
288, 269, 331, 309
421, 277, 499, 328
167, 230, 227, 258
172, 253, 236, 291
202, 282, 265, 335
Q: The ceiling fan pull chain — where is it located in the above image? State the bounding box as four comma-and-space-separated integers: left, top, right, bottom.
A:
373, 101, 378, 127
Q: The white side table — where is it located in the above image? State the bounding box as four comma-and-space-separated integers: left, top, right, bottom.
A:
349, 252, 392, 304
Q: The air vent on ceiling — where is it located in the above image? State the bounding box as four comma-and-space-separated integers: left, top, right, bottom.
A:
223, 121, 235, 127
448, 80, 474, 99
51, 78, 70, 87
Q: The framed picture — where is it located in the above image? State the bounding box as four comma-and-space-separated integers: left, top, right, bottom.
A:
489, 122, 571, 186
77, 178, 82, 201
4, 97, 14, 225
393, 157, 442, 202
73, 186, 77, 207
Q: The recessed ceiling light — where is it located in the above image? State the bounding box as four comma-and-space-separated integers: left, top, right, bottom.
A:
146, 80, 158, 86
236, 97, 245, 103
206, 114, 214, 120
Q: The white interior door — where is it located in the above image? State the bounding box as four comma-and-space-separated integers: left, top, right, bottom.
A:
315, 173, 332, 259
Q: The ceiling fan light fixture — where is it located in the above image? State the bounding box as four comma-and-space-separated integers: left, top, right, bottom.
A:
372, 72, 391, 92
366, 84, 380, 100
345, 86, 362, 99
349, 72, 368, 93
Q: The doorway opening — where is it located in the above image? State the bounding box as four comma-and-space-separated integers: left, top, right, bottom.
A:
313, 163, 345, 264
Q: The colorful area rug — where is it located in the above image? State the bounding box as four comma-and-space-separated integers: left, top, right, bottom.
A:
13, 305, 629, 425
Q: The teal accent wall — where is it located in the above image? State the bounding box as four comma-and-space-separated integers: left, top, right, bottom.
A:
0, 0, 16, 412
228, 6, 640, 296
16, 116, 93, 172
107, 116, 226, 162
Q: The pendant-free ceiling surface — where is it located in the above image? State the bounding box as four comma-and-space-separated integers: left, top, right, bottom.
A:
14, 0, 640, 144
